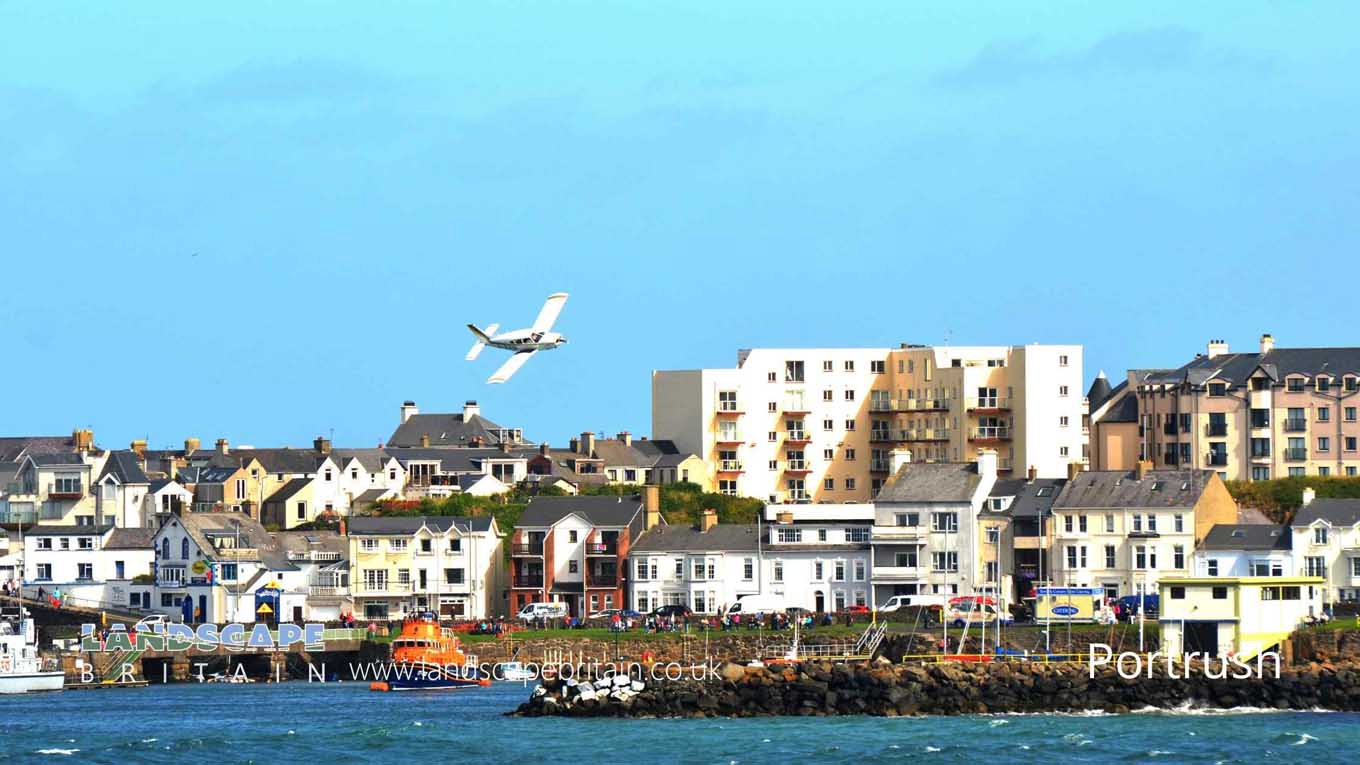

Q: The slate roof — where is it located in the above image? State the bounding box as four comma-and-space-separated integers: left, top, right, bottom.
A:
23, 525, 111, 536
1086, 373, 1113, 411
223, 449, 328, 475
167, 513, 297, 571
1200, 524, 1291, 551
177, 466, 238, 484
1293, 498, 1360, 528
331, 448, 391, 472
988, 478, 1066, 518
0, 436, 75, 462
1052, 469, 1214, 509
263, 477, 312, 505
353, 488, 394, 505
30, 453, 86, 466
519, 495, 648, 528
385, 447, 537, 474
271, 530, 348, 559
347, 516, 496, 535
106, 527, 156, 549
389, 411, 515, 448
631, 523, 759, 553
99, 450, 149, 484
876, 463, 981, 503
1145, 346, 1360, 388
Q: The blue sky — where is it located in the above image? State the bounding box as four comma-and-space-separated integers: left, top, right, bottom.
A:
3, 3, 1358, 450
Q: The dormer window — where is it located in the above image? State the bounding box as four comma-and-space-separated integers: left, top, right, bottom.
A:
1251, 378, 1270, 391
1287, 377, 1306, 392
1317, 377, 1332, 393
1314, 526, 1329, 545
1345, 376, 1359, 392
1208, 382, 1227, 397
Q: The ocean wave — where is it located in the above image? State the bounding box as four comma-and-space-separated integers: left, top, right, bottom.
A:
1132, 702, 1337, 716
35, 750, 79, 756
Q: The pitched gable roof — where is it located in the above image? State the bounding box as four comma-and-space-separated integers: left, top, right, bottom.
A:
876, 462, 981, 503
347, 516, 496, 535
630, 523, 758, 553
1200, 523, 1291, 551
519, 495, 648, 528
99, 450, 149, 485
388, 411, 515, 448
1052, 469, 1214, 509
1294, 498, 1360, 528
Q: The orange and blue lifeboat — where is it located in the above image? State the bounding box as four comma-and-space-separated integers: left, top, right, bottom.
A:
369, 612, 490, 692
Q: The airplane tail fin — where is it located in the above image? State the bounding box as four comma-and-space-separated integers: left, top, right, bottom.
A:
465, 323, 498, 361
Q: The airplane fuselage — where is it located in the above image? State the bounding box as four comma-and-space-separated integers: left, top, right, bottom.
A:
485, 328, 567, 352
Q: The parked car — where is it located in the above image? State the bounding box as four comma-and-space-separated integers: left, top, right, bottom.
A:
133, 614, 167, 632
516, 602, 568, 621
877, 594, 947, 613
1116, 594, 1159, 619
651, 604, 693, 619
589, 608, 623, 620
846, 605, 871, 616
723, 594, 786, 617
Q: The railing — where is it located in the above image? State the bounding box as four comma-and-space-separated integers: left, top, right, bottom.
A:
1284, 419, 1307, 432
870, 459, 891, 472
512, 543, 544, 555
586, 542, 617, 556
894, 398, 951, 412
1205, 453, 1228, 466
717, 401, 742, 413
786, 460, 809, 471
786, 431, 810, 441
870, 525, 926, 540
869, 430, 893, 441
783, 400, 810, 412
787, 491, 810, 502
869, 400, 893, 412
353, 581, 412, 595
966, 397, 1011, 410
1162, 424, 1179, 436
1205, 423, 1228, 437
716, 432, 743, 443
588, 574, 618, 587
290, 551, 342, 563
308, 585, 347, 596
212, 548, 259, 560
0, 509, 37, 524
870, 565, 923, 580
969, 426, 1011, 441
1284, 448, 1308, 461
47, 482, 84, 498
904, 428, 950, 441
513, 575, 545, 587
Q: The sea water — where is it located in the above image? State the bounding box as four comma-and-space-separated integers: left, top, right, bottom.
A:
0, 682, 1353, 763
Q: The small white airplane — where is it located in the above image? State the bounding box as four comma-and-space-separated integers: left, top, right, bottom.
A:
465, 292, 569, 383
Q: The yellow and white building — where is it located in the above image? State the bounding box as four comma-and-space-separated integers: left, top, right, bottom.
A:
652, 344, 1085, 503
348, 516, 506, 621
1158, 576, 1325, 659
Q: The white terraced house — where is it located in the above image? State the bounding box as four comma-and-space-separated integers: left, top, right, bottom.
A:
1290, 491, 1360, 604
760, 502, 874, 613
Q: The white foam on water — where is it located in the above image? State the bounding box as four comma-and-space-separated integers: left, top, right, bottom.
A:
1018, 745, 1031, 751
287, 730, 295, 735
36, 749, 79, 756
1148, 750, 1172, 757
761, 739, 770, 743
141, 738, 158, 744
1292, 734, 1318, 746
989, 719, 1009, 727
413, 721, 423, 727
924, 746, 942, 752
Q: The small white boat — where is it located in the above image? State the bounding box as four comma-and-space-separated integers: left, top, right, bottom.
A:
0, 607, 64, 694
498, 662, 536, 682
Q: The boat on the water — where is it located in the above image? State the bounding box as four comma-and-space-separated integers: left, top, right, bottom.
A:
369, 612, 490, 692
0, 605, 64, 694
497, 661, 536, 682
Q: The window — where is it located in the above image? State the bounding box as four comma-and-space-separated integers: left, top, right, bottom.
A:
1212, 586, 1228, 600
1288, 377, 1305, 392
844, 419, 856, 431
568, 530, 578, 543
37, 537, 52, 550
1347, 437, 1358, 452
1319, 437, 1331, 452
1104, 514, 1115, 533
1173, 545, 1185, 569
870, 360, 885, 374
844, 360, 855, 372
931, 551, 959, 572
1169, 586, 1185, 600
674, 558, 684, 577
1305, 556, 1326, 577
295, 501, 307, 521
822, 419, 834, 431
1318, 377, 1332, 392
1208, 382, 1226, 397
324, 469, 333, 481
1206, 559, 1219, 577
1314, 527, 1329, 545
718, 390, 738, 412
824, 478, 835, 490
389, 539, 408, 551
396, 569, 411, 584
1346, 407, 1358, 422
181, 539, 189, 559
823, 360, 834, 372
568, 560, 579, 574
1059, 415, 1069, 427
635, 559, 649, 580
834, 561, 846, 581
36, 563, 52, 581
360, 539, 378, 552
773, 560, 783, 582
931, 512, 958, 532
1104, 545, 1116, 569
818, 529, 828, 542
823, 391, 834, 403
743, 558, 754, 581
420, 538, 432, 553
854, 560, 866, 581
847, 527, 870, 543
845, 478, 856, 490
1251, 408, 1270, 428
1060, 446, 1069, 458
1173, 514, 1184, 533
1059, 354, 1069, 367
894, 550, 918, 568
777, 528, 802, 543
1059, 385, 1069, 396
895, 512, 919, 527
985, 526, 1000, 544
845, 448, 856, 461
1318, 407, 1331, 423
844, 390, 855, 402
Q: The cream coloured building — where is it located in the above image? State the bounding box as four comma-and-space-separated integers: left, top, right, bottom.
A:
652, 343, 1085, 503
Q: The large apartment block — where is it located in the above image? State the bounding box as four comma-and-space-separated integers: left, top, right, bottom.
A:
653, 343, 1085, 503
1092, 335, 1360, 480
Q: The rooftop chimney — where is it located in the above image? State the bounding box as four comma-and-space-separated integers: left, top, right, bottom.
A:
1301, 486, 1316, 507
1260, 333, 1275, 354
216, 438, 230, 456
539, 442, 550, 456
463, 400, 480, 420
889, 448, 913, 474
73, 429, 94, 453
1135, 460, 1152, 481
400, 400, 419, 424
312, 437, 330, 455
976, 448, 998, 482
339, 518, 347, 536
776, 510, 794, 525
1066, 461, 1082, 481
618, 431, 632, 447
185, 437, 201, 454
643, 485, 662, 529
1027, 465, 1038, 483
569, 438, 580, 452
1206, 339, 1230, 359
419, 434, 430, 448
580, 431, 596, 456
700, 508, 718, 532
130, 439, 148, 457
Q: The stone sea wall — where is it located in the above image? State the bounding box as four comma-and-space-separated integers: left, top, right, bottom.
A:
512, 658, 1360, 718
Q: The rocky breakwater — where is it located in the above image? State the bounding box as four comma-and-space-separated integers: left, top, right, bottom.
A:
513, 658, 1360, 718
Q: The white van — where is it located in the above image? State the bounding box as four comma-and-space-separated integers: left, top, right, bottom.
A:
724, 594, 786, 617
877, 594, 947, 613
516, 602, 568, 621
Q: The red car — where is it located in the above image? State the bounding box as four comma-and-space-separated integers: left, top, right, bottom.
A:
846, 605, 871, 615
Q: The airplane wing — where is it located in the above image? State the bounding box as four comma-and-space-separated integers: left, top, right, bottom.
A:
487, 350, 537, 384
465, 323, 499, 361
530, 292, 569, 333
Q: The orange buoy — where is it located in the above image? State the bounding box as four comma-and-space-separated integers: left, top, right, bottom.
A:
370, 681, 390, 692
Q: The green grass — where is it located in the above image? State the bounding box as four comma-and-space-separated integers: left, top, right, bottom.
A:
460, 624, 866, 644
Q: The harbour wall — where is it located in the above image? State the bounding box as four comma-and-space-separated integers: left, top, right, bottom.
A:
513, 657, 1360, 718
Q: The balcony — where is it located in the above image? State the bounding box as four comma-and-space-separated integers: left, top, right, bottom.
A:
871, 525, 927, 541
869, 430, 894, 442
716, 403, 744, 416
782, 401, 811, 415
47, 482, 84, 499
785, 431, 812, 444
715, 432, 744, 445
1205, 453, 1229, 467
997, 458, 1014, 472
309, 585, 347, 597
870, 566, 924, 582
512, 574, 545, 588
586, 541, 618, 556
512, 542, 545, 556
966, 397, 1011, 412
1127, 529, 1160, 539
902, 428, 950, 442
1163, 424, 1180, 436
968, 426, 1011, 442
1284, 419, 1307, 433
869, 400, 894, 413
894, 398, 951, 413
869, 459, 891, 472
587, 574, 618, 588
1284, 448, 1308, 461
1204, 422, 1229, 437
787, 491, 810, 502
785, 460, 811, 474
717, 460, 744, 473
354, 581, 413, 596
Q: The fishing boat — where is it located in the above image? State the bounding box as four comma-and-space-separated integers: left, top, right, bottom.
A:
369, 612, 490, 692
0, 605, 64, 694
